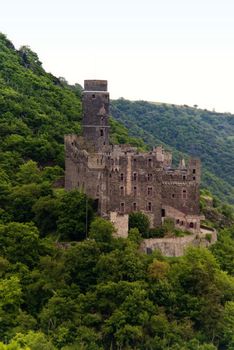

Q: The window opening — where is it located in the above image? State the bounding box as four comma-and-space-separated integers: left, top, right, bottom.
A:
148, 187, 153, 196
147, 202, 152, 211
133, 186, 137, 196
120, 202, 125, 213
148, 159, 152, 167
148, 173, 152, 181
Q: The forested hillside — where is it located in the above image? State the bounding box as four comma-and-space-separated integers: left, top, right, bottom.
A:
0, 33, 234, 349
111, 99, 234, 204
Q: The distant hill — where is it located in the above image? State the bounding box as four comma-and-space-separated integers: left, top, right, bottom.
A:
111, 99, 234, 204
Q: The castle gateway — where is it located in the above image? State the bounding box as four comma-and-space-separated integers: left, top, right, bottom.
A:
65, 80, 201, 237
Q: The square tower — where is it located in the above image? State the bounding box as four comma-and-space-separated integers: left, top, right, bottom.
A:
83, 80, 110, 150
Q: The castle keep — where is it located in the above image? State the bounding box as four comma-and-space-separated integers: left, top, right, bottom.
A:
65, 80, 202, 237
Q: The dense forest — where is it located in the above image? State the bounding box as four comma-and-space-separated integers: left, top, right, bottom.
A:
111, 99, 234, 205
0, 33, 234, 349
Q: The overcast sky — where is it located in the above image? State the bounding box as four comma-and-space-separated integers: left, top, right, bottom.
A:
1, 0, 234, 112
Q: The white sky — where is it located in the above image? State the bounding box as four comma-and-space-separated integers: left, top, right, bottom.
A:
1, 0, 234, 113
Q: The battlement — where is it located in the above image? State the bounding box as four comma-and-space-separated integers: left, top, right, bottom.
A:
84, 80, 108, 91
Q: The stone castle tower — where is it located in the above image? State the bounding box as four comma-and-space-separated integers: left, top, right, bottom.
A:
65, 80, 202, 237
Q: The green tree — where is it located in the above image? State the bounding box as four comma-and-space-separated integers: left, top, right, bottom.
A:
57, 190, 94, 241
129, 212, 150, 235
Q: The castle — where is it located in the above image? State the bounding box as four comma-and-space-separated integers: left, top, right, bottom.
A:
65, 80, 202, 237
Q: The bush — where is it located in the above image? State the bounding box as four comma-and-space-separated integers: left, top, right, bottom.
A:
129, 212, 150, 235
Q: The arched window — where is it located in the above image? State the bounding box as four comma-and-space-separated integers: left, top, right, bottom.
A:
120, 202, 125, 213
133, 186, 137, 196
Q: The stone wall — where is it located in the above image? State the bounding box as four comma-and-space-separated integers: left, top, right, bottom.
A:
110, 211, 129, 238
140, 229, 217, 257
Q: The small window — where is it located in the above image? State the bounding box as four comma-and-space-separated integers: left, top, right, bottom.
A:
133, 172, 137, 181
120, 173, 124, 181
148, 158, 152, 167
100, 129, 104, 136
181, 221, 184, 226
183, 176, 186, 180
133, 186, 137, 196
193, 176, 196, 181
96, 185, 100, 196
182, 189, 187, 199
189, 222, 194, 228
172, 193, 175, 198
148, 187, 153, 196
148, 173, 153, 181
133, 202, 137, 211
92, 94, 95, 99
176, 219, 180, 224
161, 209, 165, 217
120, 202, 125, 213
120, 186, 124, 195
193, 169, 196, 174
147, 202, 152, 211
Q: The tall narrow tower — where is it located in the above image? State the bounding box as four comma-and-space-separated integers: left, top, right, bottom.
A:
82, 80, 110, 150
